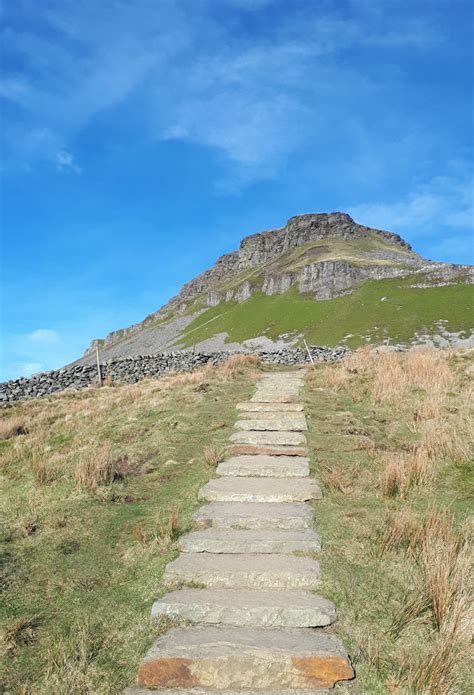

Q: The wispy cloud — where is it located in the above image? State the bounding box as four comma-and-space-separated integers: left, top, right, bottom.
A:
0, 0, 444, 182
349, 173, 474, 235
52, 150, 81, 173
26, 328, 60, 344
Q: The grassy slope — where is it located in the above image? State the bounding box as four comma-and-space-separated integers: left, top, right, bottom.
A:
177, 278, 473, 348
1, 351, 472, 693
305, 350, 472, 693
0, 361, 257, 693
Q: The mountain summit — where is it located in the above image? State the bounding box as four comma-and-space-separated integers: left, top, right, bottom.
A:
81, 213, 473, 362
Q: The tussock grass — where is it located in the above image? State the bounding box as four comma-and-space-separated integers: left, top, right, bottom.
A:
74, 443, 115, 490
1, 357, 258, 692
0, 416, 27, 440
305, 347, 473, 693
203, 442, 225, 467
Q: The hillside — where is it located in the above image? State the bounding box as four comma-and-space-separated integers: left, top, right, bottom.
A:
79, 213, 473, 363
1, 350, 472, 692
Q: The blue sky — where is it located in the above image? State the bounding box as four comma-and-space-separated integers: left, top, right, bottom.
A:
1, 0, 473, 380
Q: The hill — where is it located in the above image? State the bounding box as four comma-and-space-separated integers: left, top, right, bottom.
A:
79, 213, 473, 363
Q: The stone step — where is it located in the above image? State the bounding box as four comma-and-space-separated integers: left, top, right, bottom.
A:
178, 528, 321, 554
238, 410, 307, 421
217, 454, 309, 478
152, 588, 335, 627
199, 477, 322, 503
237, 402, 304, 412
251, 393, 300, 403
261, 367, 306, 379
164, 553, 321, 590
235, 417, 307, 431
192, 502, 314, 530
228, 443, 308, 457
137, 626, 354, 690
230, 431, 307, 446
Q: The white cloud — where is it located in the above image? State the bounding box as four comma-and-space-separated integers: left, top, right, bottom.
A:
26, 328, 60, 344
52, 149, 81, 173
0, 0, 445, 182
349, 174, 474, 238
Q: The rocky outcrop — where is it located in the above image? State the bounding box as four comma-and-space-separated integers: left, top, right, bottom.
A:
80, 211, 472, 359
0, 347, 349, 404
175, 212, 416, 303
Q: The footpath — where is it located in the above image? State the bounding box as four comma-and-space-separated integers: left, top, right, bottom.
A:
125, 370, 354, 693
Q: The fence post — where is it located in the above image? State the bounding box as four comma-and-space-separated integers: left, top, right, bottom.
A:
96, 345, 102, 387
303, 339, 314, 364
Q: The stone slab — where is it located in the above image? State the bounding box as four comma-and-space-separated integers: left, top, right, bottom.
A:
228, 444, 308, 457
164, 553, 321, 590
238, 410, 307, 420
192, 502, 314, 530
217, 454, 309, 478
251, 393, 300, 403
230, 431, 307, 446
178, 528, 321, 554
199, 477, 322, 503
137, 626, 354, 689
152, 588, 335, 627
237, 402, 304, 412
235, 417, 307, 431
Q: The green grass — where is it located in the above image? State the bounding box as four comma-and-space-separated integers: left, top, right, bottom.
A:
183, 236, 414, 303
304, 351, 472, 693
176, 277, 473, 348
0, 364, 257, 693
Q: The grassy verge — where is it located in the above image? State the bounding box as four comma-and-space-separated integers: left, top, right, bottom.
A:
176, 278, 473, 348
304, 348, 473, 693
0, 356, 259, 693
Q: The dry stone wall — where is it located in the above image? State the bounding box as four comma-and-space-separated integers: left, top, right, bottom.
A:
0, 346, 349, 404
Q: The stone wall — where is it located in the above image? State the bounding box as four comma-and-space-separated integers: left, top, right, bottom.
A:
0, 347, 349, 405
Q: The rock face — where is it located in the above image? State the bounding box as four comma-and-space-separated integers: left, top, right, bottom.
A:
176, 212, 415, 303
78, 211, 473, 362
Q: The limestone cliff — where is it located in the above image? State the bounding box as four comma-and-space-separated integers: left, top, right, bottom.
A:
80, 212, 473, 361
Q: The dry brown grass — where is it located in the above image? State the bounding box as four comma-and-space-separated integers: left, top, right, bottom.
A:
379, 446, 435, 497
157, 503, 182, 543
74, 443, 114, 491
379, 508, 459, 556
379, 507, 471, 643
329, 346, 457, 408
307, 348, 472, 692
388, 588, 432, 638
420, 419, 472, 465
132, 504, 183, 548
421, 537, 470, 631
1, 617, 39, 656
0, 416, 27, 440
379, 453, 408, 497
404, 628, 466, 694
29, 436, 64, 485
203, 442, 225, 467
219, 353, 260, 374
371, 352, 407, 404
160, 354, 260, 389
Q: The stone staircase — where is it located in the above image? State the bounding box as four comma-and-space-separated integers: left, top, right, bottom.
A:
125, 370, 354, 693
